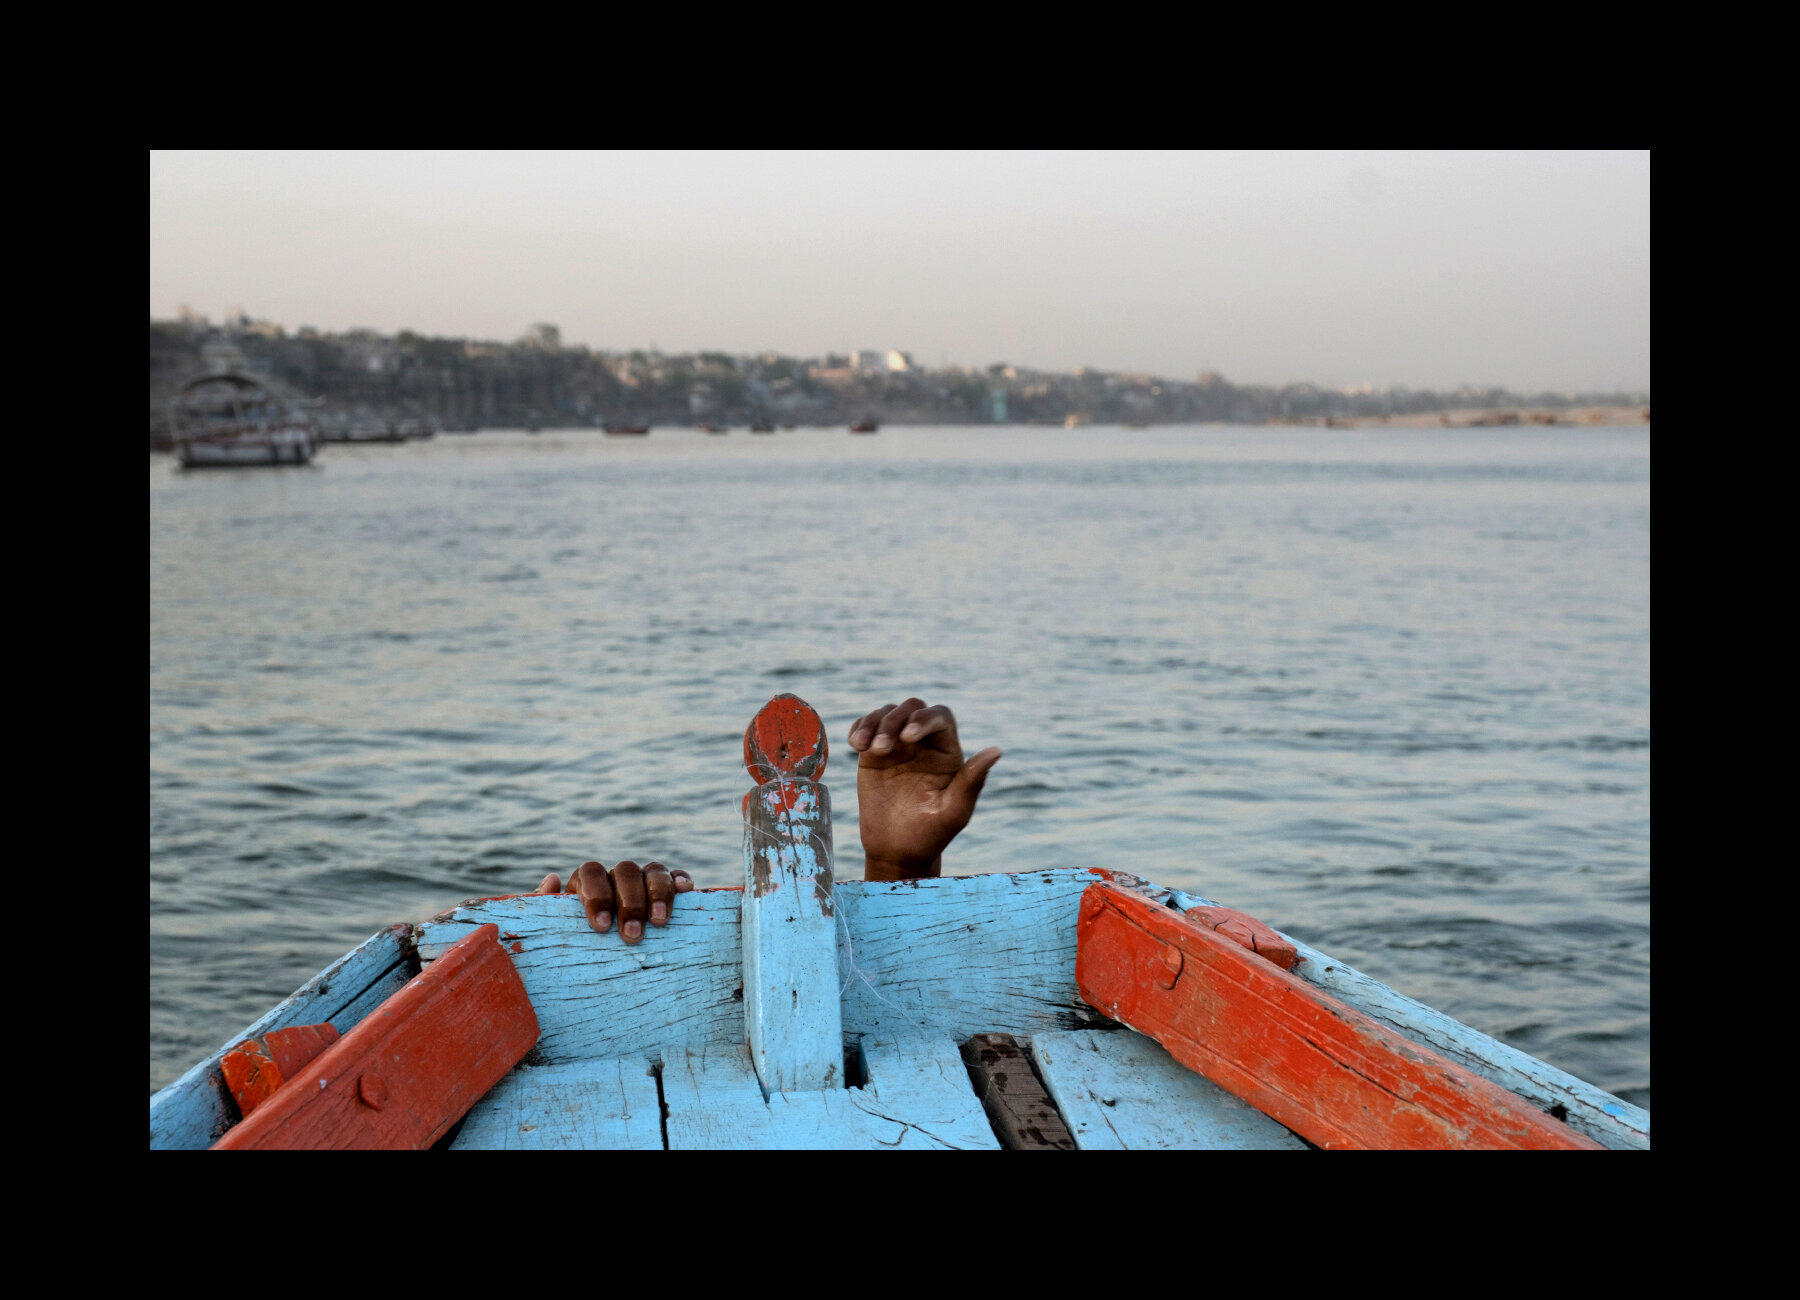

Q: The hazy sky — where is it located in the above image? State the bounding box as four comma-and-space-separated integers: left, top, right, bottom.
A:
149, 150, 1649, 391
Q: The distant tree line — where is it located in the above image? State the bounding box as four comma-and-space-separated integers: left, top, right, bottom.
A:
149, 318, 1649, 432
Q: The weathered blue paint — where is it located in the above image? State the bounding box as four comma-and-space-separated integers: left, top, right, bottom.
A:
742, 778, 841, 1092
148, 925, 413, 1150
162, 871, 1648, 1151
835, 868, 1116, 1042
660, 1035, 998, 1149
418, 889, 743, 1063
1032, 1028, 1309, 1150
451, 1058, 663, 1150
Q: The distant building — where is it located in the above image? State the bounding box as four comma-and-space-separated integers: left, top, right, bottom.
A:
886, 349, 914, 372
989, 389, 1007, 423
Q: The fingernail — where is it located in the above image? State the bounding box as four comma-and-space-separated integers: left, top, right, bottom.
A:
624, 920, 643, 941
595, 910, 612, 932
852, 729, 870, 746
873, 735, 890, 751
652, 901, 668, 923
902, 726, 921, 739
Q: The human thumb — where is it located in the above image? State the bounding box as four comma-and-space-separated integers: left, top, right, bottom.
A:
948, 746, 1002, 813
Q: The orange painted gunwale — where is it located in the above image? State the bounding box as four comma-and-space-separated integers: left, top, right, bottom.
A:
1075, 883, 1601, 1150
212, 923, 539, 1150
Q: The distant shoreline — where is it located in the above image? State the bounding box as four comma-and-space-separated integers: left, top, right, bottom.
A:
1278, 405, 1648, 430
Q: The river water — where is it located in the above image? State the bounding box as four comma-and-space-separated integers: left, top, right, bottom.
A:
149, 425, 1650, 1105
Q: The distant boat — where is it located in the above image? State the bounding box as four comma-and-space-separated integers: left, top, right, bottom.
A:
781, 424, 797, 431
603, 423, 651, 435
698, 422, 728, 434
748, 419, 776, 433
170, 369, 316, 468
849, 418, 879, 434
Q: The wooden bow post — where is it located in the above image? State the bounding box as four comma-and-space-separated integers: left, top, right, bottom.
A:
741, 693, 843, 1093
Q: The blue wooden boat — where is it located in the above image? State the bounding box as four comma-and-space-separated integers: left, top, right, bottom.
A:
150, 696, 1648, 1151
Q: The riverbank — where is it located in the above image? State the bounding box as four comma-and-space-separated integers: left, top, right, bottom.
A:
1278, 406, 1649, 429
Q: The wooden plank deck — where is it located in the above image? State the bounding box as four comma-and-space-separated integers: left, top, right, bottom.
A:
659, 1036, 1000, 1150
451, 1057, 664, 1151
1031, 1029, 1309, 1150
149, 924, 415, 1150
962, 1032, 1077, 1149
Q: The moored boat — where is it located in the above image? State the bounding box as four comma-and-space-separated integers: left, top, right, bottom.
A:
170, 370, 317, 468
603, 423, 651, 435
849, 417, 878, 433
151, 695, 1647, 1151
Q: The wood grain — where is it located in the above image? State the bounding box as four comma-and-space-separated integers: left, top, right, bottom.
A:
836, 869, 1117, 1042
149, 924, 415, 1150
1180, 905, 1298, 970
418, 889, 745, 1062
213, 924, 539, 1150
219, 1023, 340, 1119
1031, 1028, 1308, 1150
1077, 884, 1603, 1149
450, 1058, 664, 1150
660, 1036, 999, 1149
1165, 889, 1650, 1150
961, 1033, 1076, 1150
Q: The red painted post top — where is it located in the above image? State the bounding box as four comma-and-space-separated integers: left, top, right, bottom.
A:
744, 693, 827, 785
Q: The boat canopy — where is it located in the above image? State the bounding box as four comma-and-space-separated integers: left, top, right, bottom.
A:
178, 371, 270, 396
